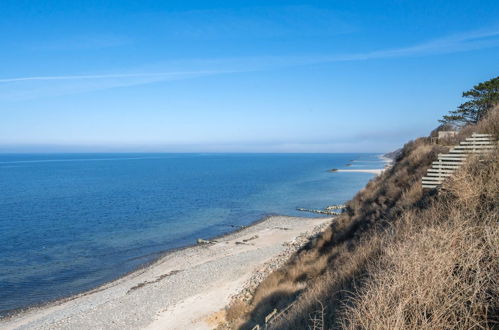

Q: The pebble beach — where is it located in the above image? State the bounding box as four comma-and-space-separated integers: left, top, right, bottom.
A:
1, 216, 333, 330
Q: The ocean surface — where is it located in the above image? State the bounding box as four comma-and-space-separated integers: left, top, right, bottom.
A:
0, 153, 384, 316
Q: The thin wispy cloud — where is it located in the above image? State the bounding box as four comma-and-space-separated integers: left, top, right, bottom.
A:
1, 28, 499, 100
0, 71, 230, 83
286, 27, 499, 64
0, 70, 237, 100
351, 28, 499, 60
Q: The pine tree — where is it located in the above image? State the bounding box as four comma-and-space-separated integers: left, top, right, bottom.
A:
440, 76, 499, 125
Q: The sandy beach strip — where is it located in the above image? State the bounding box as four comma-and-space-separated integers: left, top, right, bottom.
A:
330, 154, 393, 175
0, 215, 333, 330
335, 168, 384, 174
335, 155, 393, 175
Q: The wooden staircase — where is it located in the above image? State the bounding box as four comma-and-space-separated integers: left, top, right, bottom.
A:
422, 133, 497, 189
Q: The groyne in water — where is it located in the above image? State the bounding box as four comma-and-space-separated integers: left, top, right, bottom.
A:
296, 204, 345, 215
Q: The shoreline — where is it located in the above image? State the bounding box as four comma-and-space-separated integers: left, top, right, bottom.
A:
335, 168, 384, 174
332, 154, 392, 175
0, 213, 281, 320
0, 215, 333, 330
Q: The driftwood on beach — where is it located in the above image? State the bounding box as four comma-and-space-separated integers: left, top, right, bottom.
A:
196, 238, 217, 245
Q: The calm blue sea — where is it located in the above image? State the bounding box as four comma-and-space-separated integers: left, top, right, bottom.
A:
0, 153, 383, 315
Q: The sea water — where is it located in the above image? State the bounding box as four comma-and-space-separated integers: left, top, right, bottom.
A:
0, 153, 384, 315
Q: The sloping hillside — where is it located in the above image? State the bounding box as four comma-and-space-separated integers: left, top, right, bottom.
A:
224, 107, 498, 329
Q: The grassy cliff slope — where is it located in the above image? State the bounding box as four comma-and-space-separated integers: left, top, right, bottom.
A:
225, 107, 498, 329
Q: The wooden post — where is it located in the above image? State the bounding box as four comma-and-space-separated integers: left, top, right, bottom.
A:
265, 308, 278, 328
438, 158, 442, 184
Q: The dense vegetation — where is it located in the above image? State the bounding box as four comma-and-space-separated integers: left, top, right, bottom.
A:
223, 81, 499, 329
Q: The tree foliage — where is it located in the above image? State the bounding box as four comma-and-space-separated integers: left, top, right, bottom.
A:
440, 76, 499, 125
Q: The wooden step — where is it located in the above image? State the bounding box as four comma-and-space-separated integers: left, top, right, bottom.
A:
437, 157, 465, 162
449, 149, 494, 154
452, 145, 495, 149
431, 165, 461, 169
466, 135, 494, 138
437, 158, 468, 163
431, 166, 460, 170
426, 172, 452, 177
422, 184, 438, 189
422, 175, 445, 181
438, 153, 467, 157
472, 133, 493, 137
457, 148, 494, 151
427, 169, 455, 173
432, 161, 461, 166
464, 138, 495, 142
460, 141, 495, 145
431, 164, 461, 168
432, 160, 463, 163
436, 160, 464, 163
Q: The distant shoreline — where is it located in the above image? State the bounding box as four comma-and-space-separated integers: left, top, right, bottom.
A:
330, 153, 392, 175
335, 168, 384, 174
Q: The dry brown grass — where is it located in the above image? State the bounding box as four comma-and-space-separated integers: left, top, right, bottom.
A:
341, 147, 497, 328
342, 152, 498, 329
458, 105, 499, 140
225, 300, 249, 324
228, 108, 498, 330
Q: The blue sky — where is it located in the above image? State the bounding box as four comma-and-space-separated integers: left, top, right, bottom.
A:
1, 0, 499, 153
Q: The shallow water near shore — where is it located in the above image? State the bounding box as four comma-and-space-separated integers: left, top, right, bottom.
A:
0, 153, 384, 316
